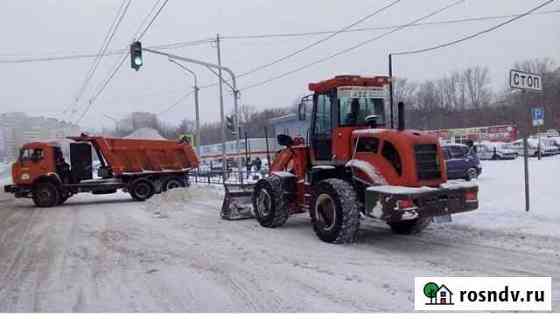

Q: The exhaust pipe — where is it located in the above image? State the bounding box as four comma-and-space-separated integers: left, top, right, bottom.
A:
397, 102, 405, 131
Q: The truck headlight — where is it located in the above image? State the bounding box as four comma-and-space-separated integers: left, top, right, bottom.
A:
20, 173, 30, 180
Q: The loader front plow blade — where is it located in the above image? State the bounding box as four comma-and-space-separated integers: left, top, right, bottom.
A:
221, 183, 255, 220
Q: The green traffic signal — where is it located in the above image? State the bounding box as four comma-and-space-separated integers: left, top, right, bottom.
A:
130, 41, 143, 71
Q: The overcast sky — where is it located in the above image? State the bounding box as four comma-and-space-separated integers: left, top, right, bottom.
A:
1, 0, 559, 130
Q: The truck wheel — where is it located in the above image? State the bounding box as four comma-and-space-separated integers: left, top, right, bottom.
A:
32, 182, 60, 207
162, 177, 185, 192
310, 179, 360, 244
252, 175, 289, 228
129, 179, 155, 201
388, 217, 432, 235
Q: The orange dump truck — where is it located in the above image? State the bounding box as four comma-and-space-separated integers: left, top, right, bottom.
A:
4, 134, 199, 207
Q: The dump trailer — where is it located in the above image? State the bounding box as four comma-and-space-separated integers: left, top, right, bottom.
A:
238, 75, 479, 244
4, 134, 199, 207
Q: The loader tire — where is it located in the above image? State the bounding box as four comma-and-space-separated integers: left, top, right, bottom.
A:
388, 217, 432, 235
129, 179, 155, 201
310, 179, 360, 244
32, 182, 60, 208
252, 175, 289, 228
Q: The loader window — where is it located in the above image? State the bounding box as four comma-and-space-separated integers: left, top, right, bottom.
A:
381, 141, 402, 175
314, 94, 332, 136
339, 97, 385, 126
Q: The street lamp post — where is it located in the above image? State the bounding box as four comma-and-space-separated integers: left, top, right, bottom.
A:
143, 47, 243, 184
168, 58, 201, 155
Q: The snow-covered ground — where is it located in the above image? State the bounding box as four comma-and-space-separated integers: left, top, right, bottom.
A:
0, 157, 558, 312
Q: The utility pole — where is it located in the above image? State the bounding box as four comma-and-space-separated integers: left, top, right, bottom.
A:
216, 34, 227, 178
215, 33, 243, 183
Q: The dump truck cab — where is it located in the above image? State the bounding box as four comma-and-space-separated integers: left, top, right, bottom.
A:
246, 75, 478, 244
10, 142, 67, 187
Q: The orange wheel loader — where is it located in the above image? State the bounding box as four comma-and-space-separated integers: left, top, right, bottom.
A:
250, 75, 479, 243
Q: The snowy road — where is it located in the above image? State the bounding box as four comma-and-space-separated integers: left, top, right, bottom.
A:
0, 158, 559, 312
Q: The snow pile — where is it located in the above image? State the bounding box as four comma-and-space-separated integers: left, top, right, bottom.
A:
145, 184, 223, 218
443, 156, 560, 238
125, 128, 166, 140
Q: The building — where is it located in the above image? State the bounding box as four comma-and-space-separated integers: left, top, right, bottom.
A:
425, 124, 518, 144
0, 112, 81, 161
269, 113, 310, 140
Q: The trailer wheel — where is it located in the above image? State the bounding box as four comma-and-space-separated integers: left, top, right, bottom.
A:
129, 179, 155, 201
162, 177, 185, 192
32, 182, 60, 207
252, 175, 289, 228
310, 179, 360, 244
388, 217, 432, 235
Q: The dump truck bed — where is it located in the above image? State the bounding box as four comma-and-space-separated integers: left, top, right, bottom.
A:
69, 135, 199, 176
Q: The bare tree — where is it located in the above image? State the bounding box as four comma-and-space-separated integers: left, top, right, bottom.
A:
462, 66, 491, 109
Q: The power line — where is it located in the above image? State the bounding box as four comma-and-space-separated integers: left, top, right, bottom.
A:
240, 0, 466, 91
136, 0, 170, 40
74, 0, 172, 125
0, 40, 210, 64
236, 0, 401, 77
392, 0, 556, 56
66, 0, 133, 116
158, 90, 194, 115
74, 51, 129, 125
3, 8, 558, 64
219, 9, 560, 40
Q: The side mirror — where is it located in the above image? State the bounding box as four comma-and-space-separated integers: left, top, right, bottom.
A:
298, 102, 306, 121
277, 134, 294, 147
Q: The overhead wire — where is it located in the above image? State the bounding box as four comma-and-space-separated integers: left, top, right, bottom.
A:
158, 90, 195, 115
239, 0, 466, 91
392, 0, 556, 56
74, 0, 172, 125
65, 0, 133, 117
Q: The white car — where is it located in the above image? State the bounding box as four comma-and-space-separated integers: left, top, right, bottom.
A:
510, 138, 558, 157
475, 142, 518, 160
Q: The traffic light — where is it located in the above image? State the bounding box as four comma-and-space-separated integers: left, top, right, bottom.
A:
130, 41, 143, 71
226, 116, 236, 135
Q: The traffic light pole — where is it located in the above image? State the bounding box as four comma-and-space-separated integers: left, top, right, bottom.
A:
142, 47, 243, 183
215, 34, 227, 180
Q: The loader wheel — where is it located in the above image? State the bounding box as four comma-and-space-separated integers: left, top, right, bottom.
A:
32, 182, 60, 207
130, 179, 155, 201
310, 179, 360, 244
252, 175, 289, 228
388, 217, 432, 235
162, 177, 185, 192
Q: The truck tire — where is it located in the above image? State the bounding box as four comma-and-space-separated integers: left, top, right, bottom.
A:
32, 182, 61, 207
310, 179, 360, 244
252, 175, 289, 228
129, 179, 155, 201
162, 177, 185, 192
388, 217, 432, 235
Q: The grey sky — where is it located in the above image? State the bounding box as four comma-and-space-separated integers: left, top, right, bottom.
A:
1, 0, 559, 130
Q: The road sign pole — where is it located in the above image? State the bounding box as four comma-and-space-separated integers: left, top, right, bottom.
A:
523, 137, 530, 212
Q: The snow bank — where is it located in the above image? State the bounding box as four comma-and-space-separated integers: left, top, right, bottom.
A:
125, 128, 166, 140
447, 156, 560, 238
145, 184, 224, 218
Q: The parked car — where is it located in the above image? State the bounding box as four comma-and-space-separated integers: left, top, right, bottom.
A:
442, 143, 481, 181
474, 141, 518, 160
510, 138, 558, 157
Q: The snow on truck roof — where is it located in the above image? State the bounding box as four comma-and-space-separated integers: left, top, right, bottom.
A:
124, 127, 166, 140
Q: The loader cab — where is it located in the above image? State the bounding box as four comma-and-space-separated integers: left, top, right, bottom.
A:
307, 75, 389, 164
